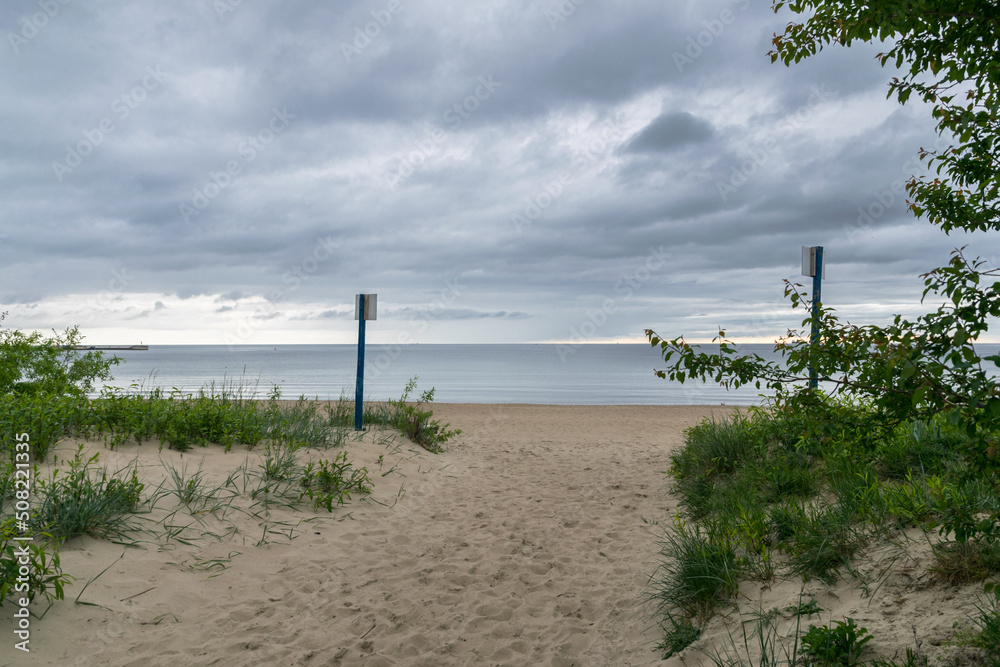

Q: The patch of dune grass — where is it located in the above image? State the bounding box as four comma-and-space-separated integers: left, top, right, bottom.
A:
652, 401, 1000, 663
32, 447, 144, 542
652, 519, 741, 619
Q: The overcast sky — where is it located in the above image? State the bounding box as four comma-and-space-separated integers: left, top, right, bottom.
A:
1, 0, 996, 346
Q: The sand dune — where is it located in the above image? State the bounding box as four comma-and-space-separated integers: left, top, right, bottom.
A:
8, 403, 987, 666
6, 404, 722, 666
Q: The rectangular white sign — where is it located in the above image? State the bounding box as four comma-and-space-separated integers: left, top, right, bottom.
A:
801, 246, 825, 278
355, 294, 377, 320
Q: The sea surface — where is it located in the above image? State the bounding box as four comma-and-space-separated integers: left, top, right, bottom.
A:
93, 343, 999, 406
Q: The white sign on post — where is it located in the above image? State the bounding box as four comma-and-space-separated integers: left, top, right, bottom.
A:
354, 294, 377, 320
801, 246, 826, 278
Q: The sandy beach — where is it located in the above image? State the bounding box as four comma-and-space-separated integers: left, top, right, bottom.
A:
4, 404, 725, 666
5, 402, 992, 666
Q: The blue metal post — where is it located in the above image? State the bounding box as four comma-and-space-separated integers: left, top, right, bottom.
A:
809, 246, 824, 390
355, 294, 366, 431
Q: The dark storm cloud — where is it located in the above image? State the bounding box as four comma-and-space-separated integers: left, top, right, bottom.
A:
624, 112, 714, 154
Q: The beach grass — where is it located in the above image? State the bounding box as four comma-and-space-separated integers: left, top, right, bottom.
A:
652, 519, 742, 622
0, 373, 456, 617
323, 377, 461, 453
697, 608, 804, 667
0, 374, 457, 461
32, 447, 145, 542
653, 399, 1000, 664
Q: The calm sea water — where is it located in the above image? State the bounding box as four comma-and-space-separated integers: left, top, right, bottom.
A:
94, 343, 998, 406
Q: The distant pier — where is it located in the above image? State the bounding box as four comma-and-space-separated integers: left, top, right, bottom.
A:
67, 345, 149, 351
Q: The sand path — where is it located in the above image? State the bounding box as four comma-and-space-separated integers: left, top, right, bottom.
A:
8, 404, 722, 666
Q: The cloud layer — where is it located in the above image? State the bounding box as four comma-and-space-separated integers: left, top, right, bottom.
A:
1, 0, 995, 345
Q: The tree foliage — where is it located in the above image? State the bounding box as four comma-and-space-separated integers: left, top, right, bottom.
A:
770, 0, 1000, 233
0, 313, 119, 398
647, 1, 1000, 470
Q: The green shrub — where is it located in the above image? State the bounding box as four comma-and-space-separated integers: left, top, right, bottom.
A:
654, 381, 1000, 661
927, 474, 1000, 549
670, 415, 771, 522
800, 618, 872, 667
747, 403, 805, 453
0, 519, 69, 607
733, 504, 776, 581
299, 451, 373, 512
385, 378, 460, 453
777, 395, 884, 458
0, 315, 119, 399
156, 385, 266, 450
